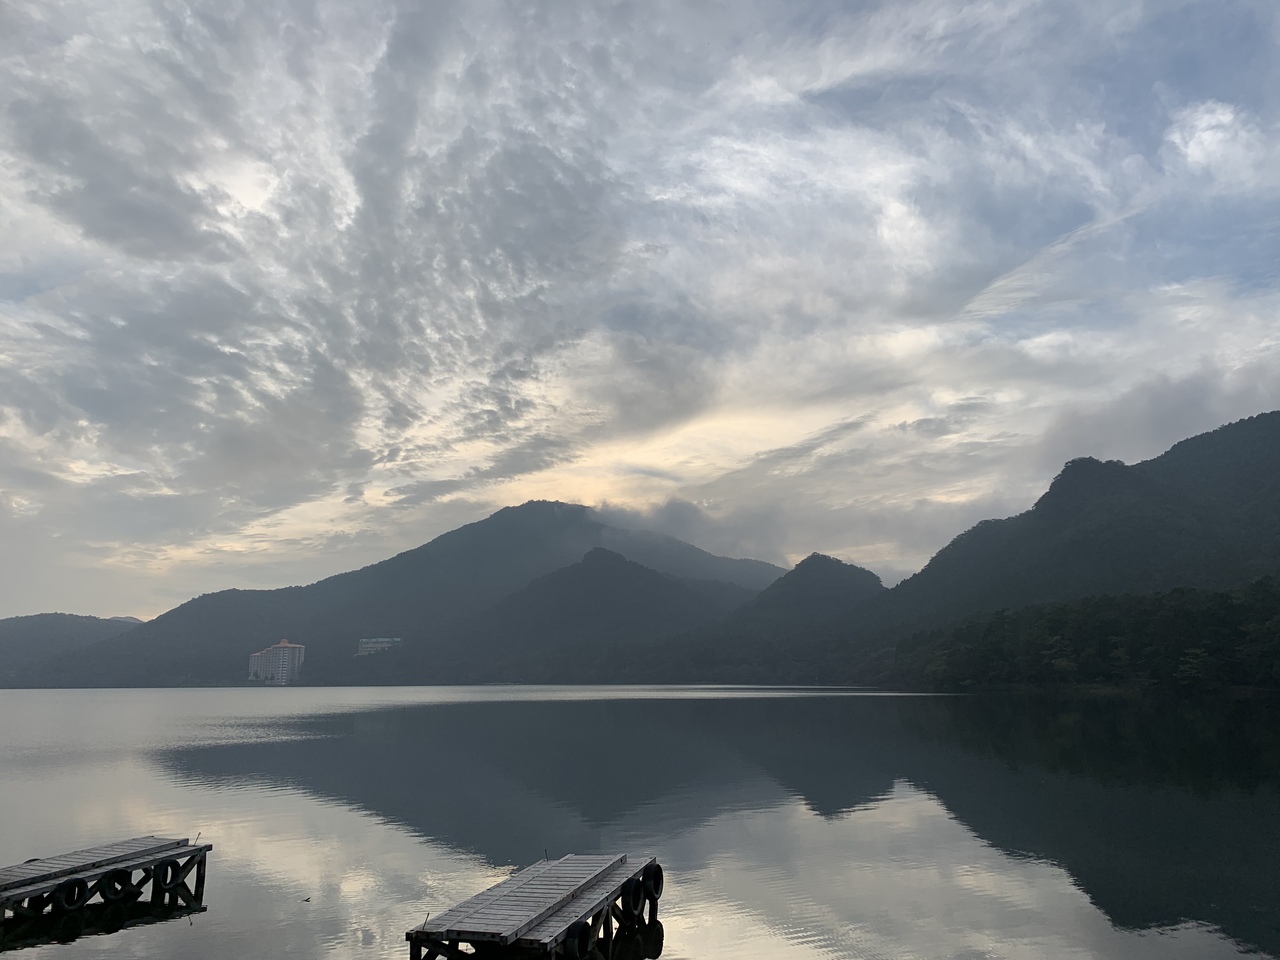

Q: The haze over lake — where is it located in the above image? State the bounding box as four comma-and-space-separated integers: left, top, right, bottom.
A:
2, 687, 1277, 960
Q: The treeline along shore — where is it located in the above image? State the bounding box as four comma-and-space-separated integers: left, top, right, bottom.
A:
891, 579, 1280, 691
3, 411, 1280, 690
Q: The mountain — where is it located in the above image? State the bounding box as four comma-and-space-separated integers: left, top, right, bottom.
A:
346, 548, 743, 683
635, 411, 1280, 685
836, 410, 1280, 646
17, 502, 783, 687
890, 577, 1280, 690
624, 553, 887, 684
0, 613, 138, 682
481, 547, 740, 640
729, 553, 885, 632
9, 412, 1280, 689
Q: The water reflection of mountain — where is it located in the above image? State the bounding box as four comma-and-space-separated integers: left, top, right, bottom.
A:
160, 694, 1280, 955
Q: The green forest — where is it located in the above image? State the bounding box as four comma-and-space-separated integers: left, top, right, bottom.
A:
893, 578, 1280, 690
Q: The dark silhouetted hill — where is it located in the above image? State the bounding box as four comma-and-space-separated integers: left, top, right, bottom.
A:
841, 410, 1280, 646
348, 548, 741, 683
635, 412, 1280, 684
0, 613, 137, 682
890, 577, 1280, 690
10, 412, 1280, 689
732, 553, 884, 631
638, 554, 886, 681
14, 502, 782, 686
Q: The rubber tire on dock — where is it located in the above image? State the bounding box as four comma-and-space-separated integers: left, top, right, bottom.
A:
53, 910, 85, 943
643, 920, 665, 959
620, 878, 645, 920
155, 858, 183, 891
52, 878, 90, 912
102, 902, 127, 933
642, 862, 664, 901
100, 868, 132, 903
563, 919, 593, 959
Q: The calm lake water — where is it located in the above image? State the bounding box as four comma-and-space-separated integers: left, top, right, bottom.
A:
1, 687, 1278, 960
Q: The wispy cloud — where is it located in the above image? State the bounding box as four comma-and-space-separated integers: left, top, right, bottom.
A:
1, 0, 1278, 615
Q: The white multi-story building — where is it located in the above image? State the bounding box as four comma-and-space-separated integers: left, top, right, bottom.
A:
248, 640, 306, 685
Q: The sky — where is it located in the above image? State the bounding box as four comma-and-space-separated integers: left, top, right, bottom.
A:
1, 0, 1278, 619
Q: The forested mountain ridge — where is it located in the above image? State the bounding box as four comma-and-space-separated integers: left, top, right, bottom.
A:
332, 547, 744, 684
0, 613, 138, 683
5, 411, 1280, 688
729, 553, 885, 632
13, 502, 783, 686
826, 411, 1280, 647
889, 578, 1280, 690
606, 412, 1280, 685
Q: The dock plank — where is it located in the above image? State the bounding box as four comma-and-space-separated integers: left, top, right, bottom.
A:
421, 855, 626, 944
0, 845, 214, 907
519, 857, 655, 949
0, 837, 189, 895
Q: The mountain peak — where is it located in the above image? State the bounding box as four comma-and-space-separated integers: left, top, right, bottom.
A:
794, 552, 854, 570
581, 546, 628, 565
498, 499, 594, 518
770, 553, 884, 597
1032, 456, 1134, 517
723, 551, 884, 636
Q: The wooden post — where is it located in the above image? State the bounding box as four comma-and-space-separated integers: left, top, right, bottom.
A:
148, 866, 164, 907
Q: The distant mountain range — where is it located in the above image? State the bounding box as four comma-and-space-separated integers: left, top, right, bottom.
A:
0, 613, 138, 679
341, 547, 756, 684
3, 502, 785, 686
4, 411, 1280, 688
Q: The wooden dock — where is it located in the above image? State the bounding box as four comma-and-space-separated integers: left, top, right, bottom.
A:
0, 836, 212, 949
407, 853, 664, 959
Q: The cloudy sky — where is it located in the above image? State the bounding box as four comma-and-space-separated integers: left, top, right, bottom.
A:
1, 0, 1278, 618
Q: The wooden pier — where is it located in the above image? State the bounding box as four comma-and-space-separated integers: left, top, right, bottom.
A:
407, 854, 664, 960
0, 836, 211, 950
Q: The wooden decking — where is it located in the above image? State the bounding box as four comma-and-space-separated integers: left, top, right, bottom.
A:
0, 837, 188, 898
407, 853, 662, 959
1, 835, 212, 947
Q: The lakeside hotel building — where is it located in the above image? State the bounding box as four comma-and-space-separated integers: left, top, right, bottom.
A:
248, 639, 306, 685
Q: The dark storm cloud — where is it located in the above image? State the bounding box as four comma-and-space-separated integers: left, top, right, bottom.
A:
1, 0, 1278, 615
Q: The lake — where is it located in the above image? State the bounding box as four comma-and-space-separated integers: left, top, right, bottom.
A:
1, 687, 1278, 960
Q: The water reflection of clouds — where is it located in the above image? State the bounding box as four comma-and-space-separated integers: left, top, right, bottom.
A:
1, 755, 505, 960
2, 690, 1273, 960
656, 785, 1252, 960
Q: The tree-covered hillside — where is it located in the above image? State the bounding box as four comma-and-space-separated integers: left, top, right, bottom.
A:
326, 547, 749, 684
0, 613, 137, 683
820, 411, 1280, 649
891, 578, 1280, 690
17, 502, 782, 687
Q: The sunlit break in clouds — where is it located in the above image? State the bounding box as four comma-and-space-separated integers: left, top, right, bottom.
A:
1, 0, 1278, 617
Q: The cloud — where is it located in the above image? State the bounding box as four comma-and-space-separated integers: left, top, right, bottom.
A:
1, 0, 1279, 615
1035, 359, 1280, 472
1165, 101, 1277, 194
